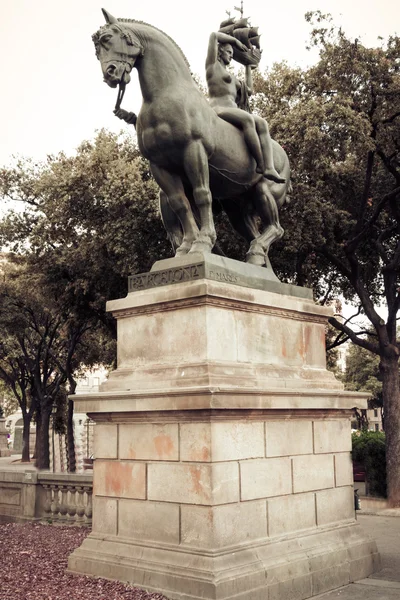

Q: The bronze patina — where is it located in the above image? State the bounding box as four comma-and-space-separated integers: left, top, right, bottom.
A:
93, 9, 291, 271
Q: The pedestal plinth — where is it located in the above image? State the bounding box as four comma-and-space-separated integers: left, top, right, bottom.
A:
68, 257, 379, 600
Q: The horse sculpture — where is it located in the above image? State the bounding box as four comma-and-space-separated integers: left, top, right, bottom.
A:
93, 9, 291, 269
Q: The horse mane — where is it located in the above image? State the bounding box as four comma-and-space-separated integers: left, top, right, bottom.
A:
116, 19, 191, 70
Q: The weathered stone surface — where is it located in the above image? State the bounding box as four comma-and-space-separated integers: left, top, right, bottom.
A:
180, 423, 212, 462
316, 486, 354, 525
180, 500, 267, 549
92, 497, 117, 535
240, 457, 292, 500
148, 462, 239, 505
94, 424, 118, 459
313, 419, 352, 454
335, 452, 353, 487
150, 254, 313, 298
119, 423, 179, 461
180, 422, 264, 462
69, 275, 375, 600
119, 499, 180, 544
292, 454, 335, 493
266, 420, 313, 457
94, 460, 146, 499
268, 492, 316, 536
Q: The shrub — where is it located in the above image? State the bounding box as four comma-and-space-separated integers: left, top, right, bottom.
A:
0, 405, 4, 418
352, 430, 386, 497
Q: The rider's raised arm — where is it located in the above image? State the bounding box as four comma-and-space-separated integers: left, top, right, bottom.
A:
206, 32, 247, 68
206, 32, 219, 68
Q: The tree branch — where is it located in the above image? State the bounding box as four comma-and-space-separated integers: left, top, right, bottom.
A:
328, 316, 380, 354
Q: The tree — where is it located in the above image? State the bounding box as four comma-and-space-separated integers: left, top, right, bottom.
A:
0, 131, 171, 468
0, 259, 111, 468
252, 14, 400, 505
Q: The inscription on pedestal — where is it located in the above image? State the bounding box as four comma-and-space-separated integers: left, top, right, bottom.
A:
128, 263, 245, 292
129, 264, 205, 292
209, 270, 239, 284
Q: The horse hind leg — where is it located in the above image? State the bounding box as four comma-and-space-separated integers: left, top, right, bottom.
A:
159, 190, 183, 253
151, 163, 198, 256
247, 180, 284, 269
183, 140, 216, 253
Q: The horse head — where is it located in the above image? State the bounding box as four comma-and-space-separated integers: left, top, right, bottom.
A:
92, 9, 143, 88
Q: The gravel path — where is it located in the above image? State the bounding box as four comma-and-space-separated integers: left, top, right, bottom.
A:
0, 523, 169, 600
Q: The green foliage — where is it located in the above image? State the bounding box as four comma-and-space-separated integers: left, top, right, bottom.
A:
0, 405, 3, 418
0, 130, 172, 306
252, 15, 400, 309
343, 342, 382, 406
352, 430, 387, 497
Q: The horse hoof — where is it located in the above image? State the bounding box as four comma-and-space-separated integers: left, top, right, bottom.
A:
189, 241, 212, 254
175, 243, 191, 256
246, 252, 265, 266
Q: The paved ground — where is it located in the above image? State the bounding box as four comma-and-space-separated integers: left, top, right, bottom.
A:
0, 454, 37, 470
317, 514, 400, 599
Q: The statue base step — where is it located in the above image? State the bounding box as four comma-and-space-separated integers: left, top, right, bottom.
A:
69, 522, 379, 600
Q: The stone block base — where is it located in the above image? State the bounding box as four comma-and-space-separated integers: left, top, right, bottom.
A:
69, 522, 379, 600
69, 268, 378, 599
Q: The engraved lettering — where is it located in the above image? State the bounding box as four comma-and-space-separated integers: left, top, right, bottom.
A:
173, 269, 183, 281
128, 263, 205, 292
212, 271, 238, 283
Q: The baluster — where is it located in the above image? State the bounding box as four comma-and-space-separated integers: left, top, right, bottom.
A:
67, 485, 77, 523
75, 486, 86, 523
50, 484, 60, 520
84, 486, 93, 525
59, 485, 69, 522
42, 484, 52, 519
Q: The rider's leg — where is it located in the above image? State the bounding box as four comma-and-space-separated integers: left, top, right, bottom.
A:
254, 117, 285, 184
216, 108, 265, 174
247, 178, 284, 267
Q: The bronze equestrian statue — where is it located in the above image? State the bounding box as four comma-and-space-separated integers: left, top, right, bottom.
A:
93, 9, 291, 270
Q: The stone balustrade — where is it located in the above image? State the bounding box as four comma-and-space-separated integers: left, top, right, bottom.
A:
39, 473, 93, 525
0, 469, 93, 525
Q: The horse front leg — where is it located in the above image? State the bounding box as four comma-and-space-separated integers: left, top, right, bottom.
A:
183, 141, 216, 254
247, 179, 284, 270
151, 163, 199, 256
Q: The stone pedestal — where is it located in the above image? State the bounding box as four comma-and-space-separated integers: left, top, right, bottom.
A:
68, 256, 379, 600
0, 418, 11, 457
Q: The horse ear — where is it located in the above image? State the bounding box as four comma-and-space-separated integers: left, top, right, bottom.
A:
102, 8, 118, 24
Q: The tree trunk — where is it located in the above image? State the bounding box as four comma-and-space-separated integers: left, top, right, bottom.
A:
381, 355, 400, 507
35, 409, 51, 470
34, 407, 41, 462
21, 413, 32, 463
67, 397, 76, 473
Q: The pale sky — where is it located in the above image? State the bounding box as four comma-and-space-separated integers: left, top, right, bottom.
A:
1, 0, 398, 167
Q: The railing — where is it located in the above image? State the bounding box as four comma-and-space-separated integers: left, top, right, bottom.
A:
38, 473, 93, 526
0, 470, 93, 526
